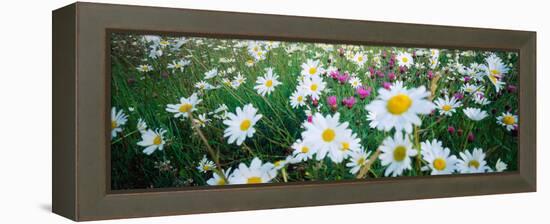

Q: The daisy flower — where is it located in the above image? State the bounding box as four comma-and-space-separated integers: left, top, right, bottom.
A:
495, 158, 508, 172
291, 139, 316, 163
223, 104, 262, 145
301, 75, 326, 101
352, 52, 367, 67
461, 83, 483, 94
457, 148, 489, 173
482, 54, 509, 92
197, 155, 216, 173
111, 107, 128, 139
366, 111, 379, 129
165, 93, 202, 119
167, 59, 190, 72
137, 128, 167, 155
290, 89, 307, 108
206, 168, 232, 186
434, 95, 462, 116
396, 52, 414, 68
204, 69, 218, 79
245, 59, 255, 67
229, 157, 277, 184
420, 139, 458, 175
365, 81, 435, 133
348, 76, 362, 89
273, 159, 288, 170
463, 107, 488, 121
193, 113, 210, 128
136, 64, 153, 72
137, 118, 147, 134
346, 148, 372, 175
194, 81, 214, 91
301, 113, 351, 161
496, 112, 518, 131
329, 132, 361, 163
254, 68, 281, 96
379, 131, 417, 177
473, 93, 491, 105
301, 59, 323, 77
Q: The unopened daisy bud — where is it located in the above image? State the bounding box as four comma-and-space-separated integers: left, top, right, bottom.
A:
467, 132, 475, 142
388, 72, 396, 80
399, 66, 407, 74
457, 128, 463, 136
383, 82, 392, 90
448, 126, 455, 134
357, 87, 371, 100
312, 99, 319, 107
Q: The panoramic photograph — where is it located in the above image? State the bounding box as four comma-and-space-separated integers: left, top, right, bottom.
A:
109, 33, 519, 190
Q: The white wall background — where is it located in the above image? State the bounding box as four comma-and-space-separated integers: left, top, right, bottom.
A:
0, 0, 547, 223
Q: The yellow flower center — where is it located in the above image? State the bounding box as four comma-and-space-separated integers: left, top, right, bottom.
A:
217, 179, 226, 185
275, 160, 283, 167
179, 103, 193, 113
358, 56, 363, 62
297, 96, 303, 102
433, 158, 446, 171
153, 135, 162, 145
240, 119, 252, 131
301, 146, 309, 153
247, 59, 254, 65
174, 64, 181, 68
357, 157, 366, 165
310, 84, 318, 91
503, 115, 515, 125
353, 81, 358, 86
468, 160, 480, 169
257, 51, 263, 56
490, 69, 500, 75
160, 40, 169, 46
247, 176, 262, 184
265, 80, 273, 87
253, 46, 259, 52
111, 120, 117, 129
402, 57, 408, 63
203, 165, 211, 171
309, 67, 317, 75
393, 146, 407, 162
387, 94, 413, 115
442, 105, 452, 111
321, 128, 336, 142
341, 142, 350, 151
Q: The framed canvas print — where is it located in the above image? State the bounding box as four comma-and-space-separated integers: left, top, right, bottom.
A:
52, 2, 536, 221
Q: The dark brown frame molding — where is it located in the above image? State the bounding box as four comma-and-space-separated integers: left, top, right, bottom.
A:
53, 2, 536, 221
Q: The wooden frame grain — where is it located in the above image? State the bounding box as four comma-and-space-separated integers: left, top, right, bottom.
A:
52, 2, 536, 221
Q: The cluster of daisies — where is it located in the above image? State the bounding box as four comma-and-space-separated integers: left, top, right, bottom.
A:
110, 34, 518, 187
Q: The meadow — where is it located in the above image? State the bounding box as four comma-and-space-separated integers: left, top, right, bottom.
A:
110, 33, 518, 190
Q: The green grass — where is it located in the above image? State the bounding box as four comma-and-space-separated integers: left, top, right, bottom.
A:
110, 33, 518, 190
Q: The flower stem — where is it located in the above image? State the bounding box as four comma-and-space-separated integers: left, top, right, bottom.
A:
356, 149, 381, 179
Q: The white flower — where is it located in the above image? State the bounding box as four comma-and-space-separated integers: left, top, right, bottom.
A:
195, 81, 214, 90
232, 73, 247, 88
291, 139, 316, 163
366, 111, 379, 129
348, 76, 362, 89
482, 54, 508, 92
352, 52, 367, 67
420, 139, 458, 175
204, 69, 218, 79
461, 83, 483, 94
111, 107, 128, 139
137, 118, 147, 134
346, 148, 372, 175
301, 113, 351, 161
434, 95, 462, 116
136, 64, 153, 72
197, 155, 216, 173
167, 59, 190, 72
165, 93, 202, 119
457, 148, 489, 173
396, 52, 414, 68
193, 113, 210, 127
495, 158, 508, 172
473, 93, 491, 105
463, 107, 488, 121
301, 75, 326, 101
365, 81, 434, 133
379, 131, 417, 177
223, 104, 262, 145
137, 128, 167, 155
290, 89, 307, 108
301, 59, 323, 77
329, 131, 361, 163
206, 168, 232, 186
254, 68, 281, 96
496, 112, 518, 131
229, 157, 277, 184
273, 159, 288, 170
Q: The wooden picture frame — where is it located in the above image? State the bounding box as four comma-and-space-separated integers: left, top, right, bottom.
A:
52, 2, 536, 221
